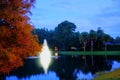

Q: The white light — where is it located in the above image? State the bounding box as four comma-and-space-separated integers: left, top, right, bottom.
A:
39, 39, 51, 74
55, 52, 58, 56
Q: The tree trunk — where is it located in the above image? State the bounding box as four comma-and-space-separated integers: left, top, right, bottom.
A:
105, 44, 107, 51
91, 40, 93, 52
83, 41, 87, 52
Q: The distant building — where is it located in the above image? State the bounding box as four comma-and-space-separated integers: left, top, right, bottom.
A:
105, 42, 120, 45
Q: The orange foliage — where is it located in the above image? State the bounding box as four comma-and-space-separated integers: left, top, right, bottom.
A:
0, 0, 41, 74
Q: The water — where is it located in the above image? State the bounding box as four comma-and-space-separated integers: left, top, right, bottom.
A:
39, 39, 51, 74
3, 55, 120, 80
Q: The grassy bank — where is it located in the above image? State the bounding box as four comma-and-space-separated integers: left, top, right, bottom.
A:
94, 68, 120, 80
59, 51, 120, 55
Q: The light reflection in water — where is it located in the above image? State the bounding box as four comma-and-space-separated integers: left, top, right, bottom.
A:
76, 70, 93, 80
6, 71, 59, 80
39, 39, 51, 74
5, 56, 120, 80
111, 61, 120, 71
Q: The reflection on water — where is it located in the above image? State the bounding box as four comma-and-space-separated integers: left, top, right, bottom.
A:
6, 71, 59, 80
4, 55, 120, 80
76, 70, 93, 80
111, 61, 120, 71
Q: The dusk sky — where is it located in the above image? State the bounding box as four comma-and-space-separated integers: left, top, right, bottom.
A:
30, 0, 120, 38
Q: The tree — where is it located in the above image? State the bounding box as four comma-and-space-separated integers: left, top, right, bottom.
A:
54, 21, 76, 51
32, 28, 48, 44
103, 34, 111, 51
69, 31, 80, 51
0, 0, 41, 74
79, 32, 89, 52
96, 27, 104, 50
32, 28, 55, 49
115, 36, 120, 42
89, 30, 97, 51
97, 27, 104, 39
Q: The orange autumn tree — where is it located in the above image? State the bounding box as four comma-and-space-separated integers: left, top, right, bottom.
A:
0, 0, 41, 74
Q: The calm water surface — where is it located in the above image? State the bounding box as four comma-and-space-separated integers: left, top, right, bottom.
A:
4, 55, 120, 80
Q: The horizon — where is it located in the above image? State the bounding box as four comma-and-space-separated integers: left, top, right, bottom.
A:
29, 0, 120, 38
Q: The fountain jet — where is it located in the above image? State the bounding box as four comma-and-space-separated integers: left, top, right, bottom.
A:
39, 39, 51, 74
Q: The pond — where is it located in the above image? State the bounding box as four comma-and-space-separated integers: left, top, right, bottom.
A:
3, 55, 120, 80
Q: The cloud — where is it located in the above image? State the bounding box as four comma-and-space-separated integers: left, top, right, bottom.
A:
30, 0, 120, 38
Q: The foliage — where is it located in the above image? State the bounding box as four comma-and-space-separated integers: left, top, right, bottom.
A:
32, 28, 55, 49
89, 30, 97, 51
79, 32, 89, 42
89, 30, 97, 39
115, 36, 120, 42
54, 21, 77, 51
97, 27, 104, 39
32, 28, 48, 44
0, 0, 41, 74
79, 32, 89, 51
33, 21, 79, 51
33, 21, 119, 51
78, 27, 115, 51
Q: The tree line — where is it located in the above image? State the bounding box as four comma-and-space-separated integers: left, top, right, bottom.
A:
33, 21, 120, 51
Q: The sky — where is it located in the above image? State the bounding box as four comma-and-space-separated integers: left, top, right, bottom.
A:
30, 0, 120, 38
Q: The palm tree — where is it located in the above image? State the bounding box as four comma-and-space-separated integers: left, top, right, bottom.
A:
103, 34, 111, 51
89, 30, 97, 51
79, 32, 89, 52
96, 27, 104, 50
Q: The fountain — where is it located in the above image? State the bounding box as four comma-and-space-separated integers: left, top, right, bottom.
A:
39, 39, 51, 74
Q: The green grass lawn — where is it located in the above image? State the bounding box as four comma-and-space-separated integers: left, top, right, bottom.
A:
59, 51, 120, 55
94, 68, 120, 80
